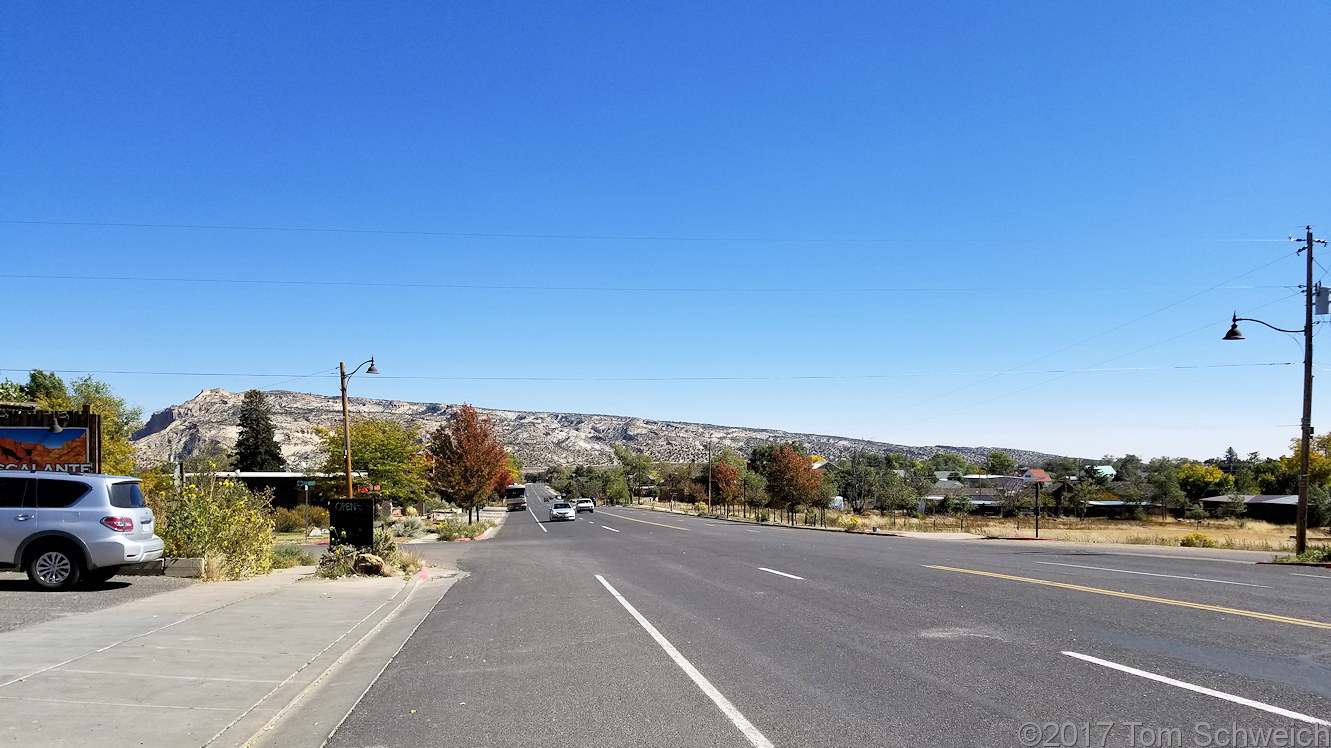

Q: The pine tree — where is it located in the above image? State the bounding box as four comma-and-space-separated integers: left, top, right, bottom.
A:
232, 390, 284, 472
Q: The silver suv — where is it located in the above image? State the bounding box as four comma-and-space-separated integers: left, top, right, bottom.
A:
0, 472, 165, 590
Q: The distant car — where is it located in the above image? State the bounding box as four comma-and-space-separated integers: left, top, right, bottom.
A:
575, 499, 594, 513
549, 501, 575, 522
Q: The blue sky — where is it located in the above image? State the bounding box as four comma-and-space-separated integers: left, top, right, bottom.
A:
3, 2, 1328, 462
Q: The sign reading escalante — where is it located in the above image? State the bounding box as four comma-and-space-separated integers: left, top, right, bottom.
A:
0, 427, 93, 472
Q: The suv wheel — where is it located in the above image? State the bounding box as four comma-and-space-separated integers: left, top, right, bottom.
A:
27, 543, 83, 591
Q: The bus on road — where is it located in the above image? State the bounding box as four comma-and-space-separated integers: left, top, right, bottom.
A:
504, 484, 527, 511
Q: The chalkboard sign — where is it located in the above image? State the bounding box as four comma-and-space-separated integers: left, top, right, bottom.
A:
329, 499, 374, 548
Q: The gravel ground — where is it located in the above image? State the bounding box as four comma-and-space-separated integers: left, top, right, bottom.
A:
0, 571, 195, 633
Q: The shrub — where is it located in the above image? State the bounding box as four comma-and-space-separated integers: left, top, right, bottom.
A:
1184, 505, 1209, 522
315, 544, 359, 578
395, 550, 424, 575
392, 516, 427, 538
271, 545, 317, 569
436, 520, 494, 541
1180, 532, 1215, 548
159, 474, 274, 580
404, 505, 419, 517
839, 515, 861, 530
1128, 506, 1147, 521
307, 506, 330, 528
271, 507, 304, 533
372, 526, 399, 561
693, 502, 709, 515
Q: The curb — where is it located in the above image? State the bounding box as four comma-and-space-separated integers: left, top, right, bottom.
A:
1257, 561, 1331, 567
983, 536, 1057, 541
236, 568, 465, 748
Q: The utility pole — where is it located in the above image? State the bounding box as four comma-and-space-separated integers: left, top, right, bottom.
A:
1296, 227, 1318, 555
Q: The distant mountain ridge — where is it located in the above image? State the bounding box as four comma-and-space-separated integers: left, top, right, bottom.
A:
131, 388, 1065, 470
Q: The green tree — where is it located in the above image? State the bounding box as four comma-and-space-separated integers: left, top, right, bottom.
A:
67, 375, 143, 476
604, 468, 631, 505
232, 390, 285, 472
427, 405, 508, 522
319, 417, 428, 507
1177, 461, 1234, 502
612, 444, 654, 503
22, 370, 69, 404
1147, 458, 1186, 519
983, 450, 1016, 477
922, 452, 967, 477
0, 379, 26, 401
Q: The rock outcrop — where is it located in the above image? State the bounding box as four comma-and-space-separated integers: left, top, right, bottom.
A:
131, 388, 1064, 470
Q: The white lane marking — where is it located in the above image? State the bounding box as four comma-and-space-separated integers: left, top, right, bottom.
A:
526, 505, 547, 532
1062, 651, 1330, 725
744, 529, 760, 533
601, 524, 621, 533
758, 567, 803, 580
1037, 561, 1268, 587
595, 575, 774, 748
1292, 573, 1331, 580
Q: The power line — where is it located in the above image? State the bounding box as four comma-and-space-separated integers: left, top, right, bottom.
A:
0, 218, 1297, 244
0, 272, 1293, 295
0, 361, 1294, 383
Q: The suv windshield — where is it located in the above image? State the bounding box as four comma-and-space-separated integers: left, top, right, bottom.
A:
109, 481, 147, 508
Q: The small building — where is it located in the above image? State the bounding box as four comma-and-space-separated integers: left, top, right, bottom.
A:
1199, 494, 1298, 524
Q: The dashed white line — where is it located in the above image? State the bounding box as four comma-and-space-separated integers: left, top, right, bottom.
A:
1062, 651, 1330, 725
758, 567, 803, 580
1036, 561, 1268, 587
526, 505, 547, 532
1291, 572, 1331, 580
744, 529, 760, 534
595, 575, 774, 748
600, 524, 621, 533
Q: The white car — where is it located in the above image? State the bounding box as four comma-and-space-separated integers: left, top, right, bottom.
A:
575, 498, 595, 513
548, 501, 575, 522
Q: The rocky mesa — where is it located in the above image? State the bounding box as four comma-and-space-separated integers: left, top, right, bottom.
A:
131, 388, 1064, 470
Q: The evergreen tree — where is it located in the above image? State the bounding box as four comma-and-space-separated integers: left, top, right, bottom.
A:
232, 390, 284, 471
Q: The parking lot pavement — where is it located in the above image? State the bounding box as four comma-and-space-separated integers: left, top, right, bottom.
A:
0, 571, 194, 634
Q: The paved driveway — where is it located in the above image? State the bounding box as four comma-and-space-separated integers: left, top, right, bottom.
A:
0, 571, 194, 633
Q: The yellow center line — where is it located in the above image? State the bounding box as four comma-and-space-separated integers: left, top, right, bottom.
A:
925, 565, 1331, 630
596, 512, 691, 531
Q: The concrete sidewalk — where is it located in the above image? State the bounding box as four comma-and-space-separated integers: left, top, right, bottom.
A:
0, 565, 464, 747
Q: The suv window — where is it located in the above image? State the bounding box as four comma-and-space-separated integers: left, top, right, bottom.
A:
34, 479, 91, 508
109, 481, 147, 508
0, 477, 35, 508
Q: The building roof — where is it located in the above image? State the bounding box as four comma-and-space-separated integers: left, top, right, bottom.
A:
1022, 469, 1052, 482
1199, 494, 1298, 506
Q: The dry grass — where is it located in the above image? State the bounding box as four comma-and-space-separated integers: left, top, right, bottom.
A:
641, 500, 1311, 552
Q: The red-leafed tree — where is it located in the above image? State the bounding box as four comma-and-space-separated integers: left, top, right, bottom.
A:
712, 460, 741, 515
427, 404, 509, 523
764, 445, 823, 524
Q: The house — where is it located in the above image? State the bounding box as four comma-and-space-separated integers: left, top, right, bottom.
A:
1020, 469, 1052, 483
1199, 494, 1297, 524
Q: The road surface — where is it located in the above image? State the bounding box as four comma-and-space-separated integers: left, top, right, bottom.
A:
331, 485, 1331, 747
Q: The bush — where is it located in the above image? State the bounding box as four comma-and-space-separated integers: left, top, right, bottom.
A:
1128, 506, 1147, 521
315, 544, 359, 578
1180, 532, 1215, 548
1284, 547, 1331, 563
435, 520, 494, 541
693, 502, 709, 515
839, 515, 862, 530
272, 545, 317, 569
1184, 505, 1209, 522
308, 506, 330, 528
372, 526, 399, 561
403, 505, 419, 517
159, 474, 274, 580
392, 516, 427, 538
271, 508, 304, 533
395, 550, 424, 575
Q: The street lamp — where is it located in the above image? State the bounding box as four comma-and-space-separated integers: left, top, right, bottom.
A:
340, 358, 379, 501
1224, 227, 1325, 555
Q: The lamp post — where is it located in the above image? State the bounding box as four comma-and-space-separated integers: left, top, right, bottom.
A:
339, 358, 379, 501
1224, 227, 1324, 555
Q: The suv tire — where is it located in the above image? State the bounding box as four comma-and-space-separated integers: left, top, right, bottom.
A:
26, 542, 84, 591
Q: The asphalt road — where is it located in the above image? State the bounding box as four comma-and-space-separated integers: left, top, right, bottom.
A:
0, 570, 193, 633
330, 485, 1331, 748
